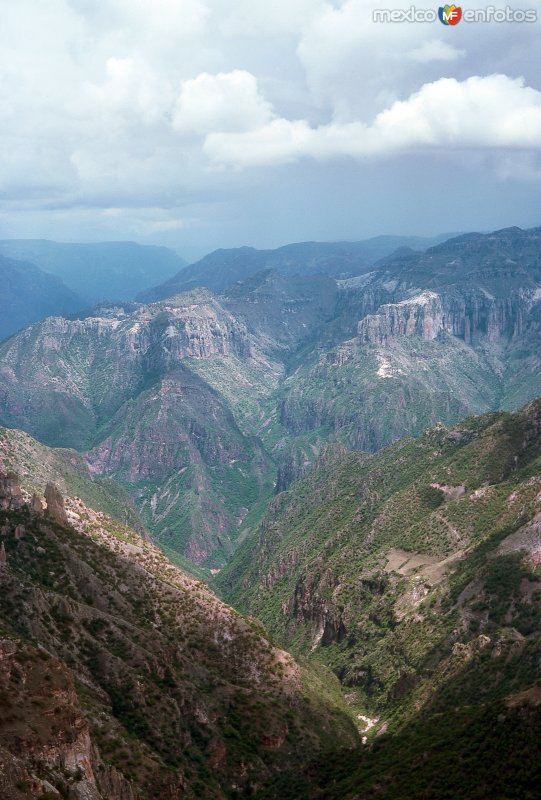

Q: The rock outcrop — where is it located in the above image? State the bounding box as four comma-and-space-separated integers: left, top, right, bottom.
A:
44, 482, 69, 526
0, 473, 24, 510
357, 288, 531, 346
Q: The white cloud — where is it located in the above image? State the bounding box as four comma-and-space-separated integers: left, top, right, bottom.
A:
173, 70, 273, 134
69, 0, 210, 40
219, 0, 326, 36
409, 41, 465, 64
297, 0, 540, 119
82, 57, 174, 124
204, 75, 541, 167
1, 0, 540, 245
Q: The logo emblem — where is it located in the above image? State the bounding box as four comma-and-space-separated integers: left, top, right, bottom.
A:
438, 4, 462, 24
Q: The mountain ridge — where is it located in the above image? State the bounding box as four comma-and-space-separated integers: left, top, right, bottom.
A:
217, 398, 541, 796
137, 233, 455, 302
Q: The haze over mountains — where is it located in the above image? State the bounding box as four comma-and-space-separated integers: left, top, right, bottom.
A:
0, 254, 84, 340
0, 239, 186, 304
0, 240, 187, 339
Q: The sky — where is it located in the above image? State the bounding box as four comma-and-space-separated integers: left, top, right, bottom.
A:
1, 0, 541, 260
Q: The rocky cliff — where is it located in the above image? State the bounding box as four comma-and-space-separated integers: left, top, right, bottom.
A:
358, 291, 444, 344
279, 228, 541, 459
357, 287, 534, 346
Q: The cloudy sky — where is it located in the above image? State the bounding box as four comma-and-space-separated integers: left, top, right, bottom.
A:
1, 0, 540, 259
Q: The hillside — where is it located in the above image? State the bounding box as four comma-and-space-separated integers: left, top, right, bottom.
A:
0, 466, 356, 799
218, 399, 541, 796
0, 240, 186, 306
0, 425, 144, 531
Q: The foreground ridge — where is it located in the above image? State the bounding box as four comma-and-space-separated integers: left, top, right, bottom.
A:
0, 466, 356, 799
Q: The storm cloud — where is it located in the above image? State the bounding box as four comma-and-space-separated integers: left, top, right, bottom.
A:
1, 0, 540, 257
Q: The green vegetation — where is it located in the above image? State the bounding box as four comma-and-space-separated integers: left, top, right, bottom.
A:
218, 399, 541, 797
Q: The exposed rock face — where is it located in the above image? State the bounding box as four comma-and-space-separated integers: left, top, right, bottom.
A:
275, 444, 317, 493
288, 569, 347, 648
358, 292, 444, 344
31, 493, 45, 513
357, 288, 531, 346
0, 473, 24, 510
44, 482, 69, 526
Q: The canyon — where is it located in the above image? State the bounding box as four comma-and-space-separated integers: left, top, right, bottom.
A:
0, 225, 541, 797
1, 226, 540, 566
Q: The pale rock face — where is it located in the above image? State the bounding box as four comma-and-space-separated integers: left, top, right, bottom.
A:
31, 494, 45, 513
44, 482, 69, 526
0, 475, 24, 511
358, 292, 444, 344
357, 287, 531, 347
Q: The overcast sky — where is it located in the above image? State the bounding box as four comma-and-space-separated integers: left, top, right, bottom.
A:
1, 0, 540, 259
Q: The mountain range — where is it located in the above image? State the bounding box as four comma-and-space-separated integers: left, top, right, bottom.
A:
1, 223, 541, 798
137, 233, 454, 302
0, 226, 540, 568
